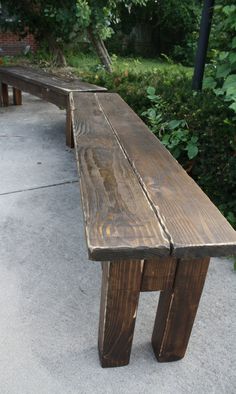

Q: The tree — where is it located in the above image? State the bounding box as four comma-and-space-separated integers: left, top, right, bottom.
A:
0, 0, 147, 71
204, 1, 236, 113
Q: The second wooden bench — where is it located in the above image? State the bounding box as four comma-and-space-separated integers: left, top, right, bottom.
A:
0, 65, 106, 148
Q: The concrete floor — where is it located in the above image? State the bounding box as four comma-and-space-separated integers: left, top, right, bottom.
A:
0, 93, 235, 394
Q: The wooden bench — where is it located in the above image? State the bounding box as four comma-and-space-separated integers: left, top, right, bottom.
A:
71, 92, 236, 368
0, 66, 106, 148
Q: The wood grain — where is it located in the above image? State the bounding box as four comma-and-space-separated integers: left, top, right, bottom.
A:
152, 257, 210, 362
72, 93, 169, 261
94, 93, 236, 258
99, 260, 143, 367
141, 257, 177, 292
13, 87, 22, 105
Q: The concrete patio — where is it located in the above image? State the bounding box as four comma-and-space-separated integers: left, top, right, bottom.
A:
0, 93, 235, 394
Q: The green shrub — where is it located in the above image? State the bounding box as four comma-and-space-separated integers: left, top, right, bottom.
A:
142, 86, 199, 162
77, 67, 236, 228
205, 3, 236, 114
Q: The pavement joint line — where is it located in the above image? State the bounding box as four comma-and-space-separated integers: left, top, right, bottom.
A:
0, 179, 78, 197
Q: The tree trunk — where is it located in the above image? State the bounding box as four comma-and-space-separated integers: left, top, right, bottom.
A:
54, 46, 67, 67
48, 38, 67, 67
100, 39, 112, 65
87, 27, 112, 73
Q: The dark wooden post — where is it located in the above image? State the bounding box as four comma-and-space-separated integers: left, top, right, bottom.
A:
66, 108, 74, 148
66, 95, 74, 148
13, 88, 22, 105
152, 257, 210, 361
192, 0, 215, 90
98, 260, 143, 367
1, 83, 9, 106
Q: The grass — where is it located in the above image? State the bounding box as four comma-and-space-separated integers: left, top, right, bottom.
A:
1, 50, 192, 77
66, 53, 192, 75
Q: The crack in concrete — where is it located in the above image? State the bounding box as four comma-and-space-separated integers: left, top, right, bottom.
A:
0, 179, 78, 197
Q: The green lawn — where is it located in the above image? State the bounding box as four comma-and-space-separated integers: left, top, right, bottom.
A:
67, 53, 192, 75
2, 51, 192, 76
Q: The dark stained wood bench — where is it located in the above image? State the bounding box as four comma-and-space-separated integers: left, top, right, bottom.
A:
0, 66, 106, 148
71, 92, 236, 368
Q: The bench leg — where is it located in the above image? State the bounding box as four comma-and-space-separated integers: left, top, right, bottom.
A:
13, 88, 22, 105
152, 257, 210, 362
98, 260, 143, 367
1, 83, 9, 107
66, 107, 74, 148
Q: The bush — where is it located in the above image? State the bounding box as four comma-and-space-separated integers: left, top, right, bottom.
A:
205, 3, 236, 114
142, 87, 199, 163
77, 67, 236, 228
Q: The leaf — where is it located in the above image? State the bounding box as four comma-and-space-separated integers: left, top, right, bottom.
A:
219, 51, 229, 61
149, 108, 157, 118
187, 144, 198, 160
203, 76, 217, 89
168, 139, 179, 149
214, 88, 224, 96
147, 86, 155, 96
190, 136, 198, 143
147, 94, 156, 101
168, 119, 182, 130
229, 101, 236, 112
223, 74, 236, 90
161, 134, 170, 145
155, 114, 162, 121
232, 37, 236, 49
226, 86, 236, 96
216, 64, 231, 78
229, 52, 236, 65
223, 5, 236, 16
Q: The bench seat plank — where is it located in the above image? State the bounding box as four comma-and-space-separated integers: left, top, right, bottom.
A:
73, 92, 236, 259
0, 66, 106, 95
72, 93, 170, 261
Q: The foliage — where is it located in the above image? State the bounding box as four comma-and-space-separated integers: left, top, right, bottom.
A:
109, 0, 201, 64
0, 0, 147, 68
142, 87, 199, 161
200, 1, 236, 230
204, 3, 236, 113
0, 1, 142, 42
0, 56, 11, 65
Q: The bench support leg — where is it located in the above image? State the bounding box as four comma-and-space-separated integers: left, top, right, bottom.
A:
13, 88, 22, 105
98, 260, 143, 367
152, 257, 210, 362
1, 83, 9, 107
66, 107, 74, 148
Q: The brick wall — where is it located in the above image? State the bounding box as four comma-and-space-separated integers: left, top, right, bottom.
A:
0, 32, 37, 56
